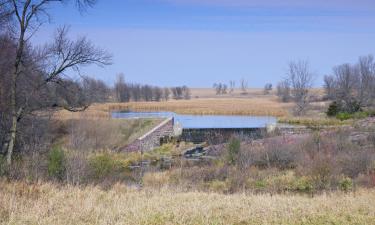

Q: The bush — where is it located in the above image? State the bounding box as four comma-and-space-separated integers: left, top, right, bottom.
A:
327, 101, 340, 117
227, 137, 240, 165
89, 152, 116, 179
339, 177, 353, 192
48, 147, 66, 180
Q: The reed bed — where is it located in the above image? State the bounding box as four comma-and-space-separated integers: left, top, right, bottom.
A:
1, 180, 374, 225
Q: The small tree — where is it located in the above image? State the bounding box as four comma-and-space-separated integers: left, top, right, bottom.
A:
227, 137, 240, 165
240, 78, 248, 94
264, 83, 273, 94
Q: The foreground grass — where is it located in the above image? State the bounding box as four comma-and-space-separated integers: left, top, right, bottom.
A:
1, 181, 375, 225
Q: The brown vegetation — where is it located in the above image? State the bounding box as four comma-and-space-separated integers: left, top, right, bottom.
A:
1, 180, 375, 225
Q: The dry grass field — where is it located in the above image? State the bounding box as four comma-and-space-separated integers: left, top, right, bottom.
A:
54, 88, 328, 121
55, 97, 292, 120
1, 180, 375, 225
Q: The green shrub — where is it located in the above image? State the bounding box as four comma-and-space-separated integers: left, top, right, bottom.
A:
327, 101, 340, 117
48, 147, 66, 180
227, 137, 240, 165
339, 177, 353, 192
89, 153, 116, 179
293, 176, 313, 193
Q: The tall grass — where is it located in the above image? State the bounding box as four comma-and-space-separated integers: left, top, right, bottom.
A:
1, 180, 374, 225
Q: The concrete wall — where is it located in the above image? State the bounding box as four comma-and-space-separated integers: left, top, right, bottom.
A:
121, 117, 174, 152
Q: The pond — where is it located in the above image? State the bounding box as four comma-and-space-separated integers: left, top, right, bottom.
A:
112, 111, 277, 129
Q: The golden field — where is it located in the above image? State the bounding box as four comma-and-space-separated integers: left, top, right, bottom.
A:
55, 97, 292, 120
1, 180, 375, 225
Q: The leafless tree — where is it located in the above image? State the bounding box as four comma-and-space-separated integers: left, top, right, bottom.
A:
263, 83, 272, 94
276, 80, 291, 102
240, 78, 248, 94
325, 55, 375, 112
358, 55, 375, 106
323, 75, 336, 100
287, 60, 315, 115
1, 0, 111, 166
114, 73, 129, 102
229, 80, 235, 93
213, 82, 227, 95
163, 87, 170, 101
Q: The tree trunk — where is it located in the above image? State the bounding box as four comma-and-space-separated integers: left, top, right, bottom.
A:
6, 21, 26, 166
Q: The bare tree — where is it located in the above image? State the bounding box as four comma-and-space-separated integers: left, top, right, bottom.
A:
263, 83, 272, 95
276, 80, 291, 102
229, 80, 235, 93
1, 0, 111, 166
240, 78, 248, 94
325, 55, 375, 113
287, 60, 315, 115
163, 87, 170, 101
323, 74, 336, 100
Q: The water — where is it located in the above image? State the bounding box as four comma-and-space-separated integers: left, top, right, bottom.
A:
112, 111, 276, 129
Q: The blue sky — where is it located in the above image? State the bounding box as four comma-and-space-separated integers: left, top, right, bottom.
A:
34, 0, 375, 87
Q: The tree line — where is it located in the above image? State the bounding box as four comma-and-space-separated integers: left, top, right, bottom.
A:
275, 56, 375, 116
114, 74, 190, 102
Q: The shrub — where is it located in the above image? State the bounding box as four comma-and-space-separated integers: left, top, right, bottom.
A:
89, 152, 116, 179
339, 177, 353, 192
48, 147, 66, 180
292, 176, 313, 193
327, 101, 340, 117
227, 137, 240, 165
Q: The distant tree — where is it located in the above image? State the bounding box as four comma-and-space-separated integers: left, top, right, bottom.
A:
82, 76, 110, 103
229, 80, 235, 93
163, 87, 170, 101
114, 73, 130, 102
287, 60, 315, 115
276, 80, 291, 102
323, 75, 336, 100
240, 78, 248, 94
324, 55, 375, 113
213, 83, 227, 95
182, 85, 191, 100
153, 87, 163, 101
263, 83, 273, 94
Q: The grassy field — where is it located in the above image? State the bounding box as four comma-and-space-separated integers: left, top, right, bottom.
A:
1, 180, 375, 225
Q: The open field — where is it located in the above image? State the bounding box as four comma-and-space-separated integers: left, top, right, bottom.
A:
1, 180, 375, 225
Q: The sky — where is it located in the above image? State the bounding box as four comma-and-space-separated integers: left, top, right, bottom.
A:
33, 0, 375, 87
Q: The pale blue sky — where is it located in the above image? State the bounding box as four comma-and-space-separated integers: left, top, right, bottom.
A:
34, 0, 375, 87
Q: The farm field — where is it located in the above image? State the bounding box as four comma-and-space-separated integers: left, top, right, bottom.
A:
1, 180, 375, 225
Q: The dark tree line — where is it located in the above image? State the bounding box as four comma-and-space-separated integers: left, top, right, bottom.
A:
114, 74, 190, 102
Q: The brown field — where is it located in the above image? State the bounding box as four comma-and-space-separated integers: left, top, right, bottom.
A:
1, 180, 374, 225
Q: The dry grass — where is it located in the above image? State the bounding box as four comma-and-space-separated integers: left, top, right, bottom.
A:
104, 97, 291, 117
1, 180, 375, 225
